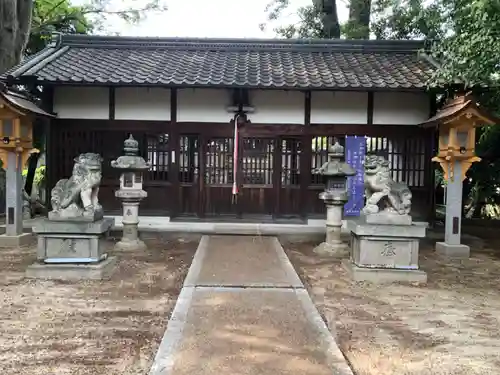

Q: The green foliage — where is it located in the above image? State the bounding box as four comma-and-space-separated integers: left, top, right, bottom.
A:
22, 165, 46, 185
27, 0, 92, 55
27, 0, 168, 56
371, 0, 447, 40
429, 0, 500, 88
272, 5, 326, 38
261, 0, 341, 38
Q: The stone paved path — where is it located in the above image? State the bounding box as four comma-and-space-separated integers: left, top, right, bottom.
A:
149, 235, 353, 375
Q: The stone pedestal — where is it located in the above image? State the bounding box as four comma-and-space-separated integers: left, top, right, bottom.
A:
437, 161, 470, 258
26, 217, 115, 280
314, 201, 348, 257
0, 152, 34, 247
344, 215, 427, 283
114, 190, 147, 251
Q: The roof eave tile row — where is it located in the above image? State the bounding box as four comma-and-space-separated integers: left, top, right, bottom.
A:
3, 35, 436, 90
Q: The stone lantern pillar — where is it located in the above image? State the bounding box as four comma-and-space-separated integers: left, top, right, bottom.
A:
111, 134, 151, 251
313, 140, 356, 256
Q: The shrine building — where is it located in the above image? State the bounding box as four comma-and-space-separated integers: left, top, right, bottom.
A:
2, 34, 438, 222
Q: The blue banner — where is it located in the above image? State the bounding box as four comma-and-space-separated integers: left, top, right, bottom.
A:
344, 136, 366, 216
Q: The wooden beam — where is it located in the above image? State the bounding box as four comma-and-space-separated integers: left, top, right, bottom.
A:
367, 91, 374, 125
108, 87, 115, 120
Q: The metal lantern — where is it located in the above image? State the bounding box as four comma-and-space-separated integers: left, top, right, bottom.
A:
421, 92, 497, 181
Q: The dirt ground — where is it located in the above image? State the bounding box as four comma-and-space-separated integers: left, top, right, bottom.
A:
284, 238, 500, 375
0, 235, 197, 375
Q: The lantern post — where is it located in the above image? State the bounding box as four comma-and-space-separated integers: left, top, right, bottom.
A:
421, 93, 498, 258
0, 84, 54, 247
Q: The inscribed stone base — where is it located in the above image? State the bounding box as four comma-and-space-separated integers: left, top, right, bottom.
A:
34, 218, 114, 263
313, 241, 349, 257
346, 220, 427, 281
435, 242, 470, 258
0, 233, 34, 248
26, 256, 117, 281
114, 238, 147, 251
342, 259, 427, 284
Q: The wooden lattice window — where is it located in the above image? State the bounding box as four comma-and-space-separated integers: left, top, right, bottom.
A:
281, 138, 301, 186
366, 136, 426, 187
179, 135, 199, 184
205, 137, 234, 185
242, 138, 274, 185
146, 133, 169, 181
310, 135, 426, 188
403, 137, 426, 187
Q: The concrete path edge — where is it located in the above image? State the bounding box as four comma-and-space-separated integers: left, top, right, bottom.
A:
182, 235, 209, 287
148, 286, 195, 375
271, 237, 305, 289
148, 236, 210, 375
295, 289, 355, 375
149, 235, 355, 375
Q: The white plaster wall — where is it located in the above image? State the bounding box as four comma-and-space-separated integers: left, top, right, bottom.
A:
248, 90, 304, 124
115, 87, 171, 120
53, 87, 109, 119
373, 92, 430, 125
177, 88, 230, 123
311, 91, 368, 124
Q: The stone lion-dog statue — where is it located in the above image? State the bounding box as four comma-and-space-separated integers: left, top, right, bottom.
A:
49, 153, 104, 221
362, 154, 412, 215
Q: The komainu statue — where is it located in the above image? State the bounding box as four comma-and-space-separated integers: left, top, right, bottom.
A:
363, 154, 412, 215
49, 153, 104, 221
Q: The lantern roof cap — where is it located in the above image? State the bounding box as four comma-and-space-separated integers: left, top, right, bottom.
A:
420, 92, 498, 128
111, 134, 151, 170
329, 141, 344, 156
0, 82, 55, 118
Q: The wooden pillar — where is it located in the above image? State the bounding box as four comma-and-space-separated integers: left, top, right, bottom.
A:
108, 87, 115, 120
427, 128, 437, 226
236, 120, 244, 219
428, 92, 438, 227
198, 132, 206, 218
42, 86, 54, 211
169, 88, 179, 218
300, 91, 312, 220
367, 92, 374, 126
273, 136, 281, 218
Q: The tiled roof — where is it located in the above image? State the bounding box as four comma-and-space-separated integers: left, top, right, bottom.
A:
3, 34, 437, 90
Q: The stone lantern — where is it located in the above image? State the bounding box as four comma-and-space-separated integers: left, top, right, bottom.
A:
111, 134, 151, 251
313, 140, 356, 256
421, 93, 498, 258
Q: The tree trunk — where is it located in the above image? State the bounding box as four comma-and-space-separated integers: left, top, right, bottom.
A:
0, 0, 33, 73
346, 0, 371, 39
323, 0, 341, 38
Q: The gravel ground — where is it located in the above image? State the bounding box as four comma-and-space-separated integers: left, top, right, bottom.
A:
284, 239, 500, 375
0, 235, 197, 375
